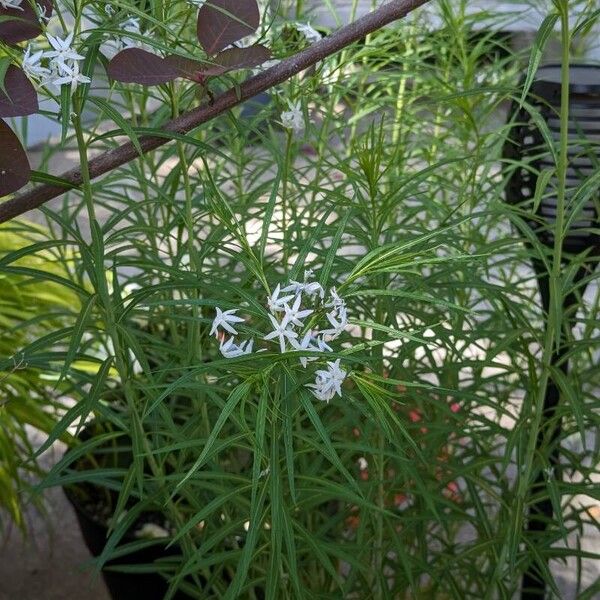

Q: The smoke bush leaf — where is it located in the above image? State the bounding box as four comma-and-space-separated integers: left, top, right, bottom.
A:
0, 65, 38, 118
211, 44, 271, 72
197, 0, 260, 55
164, 54, 212, 82
0, 0, 53, 45
0, 119, 30, 197
107, 48, 179, 85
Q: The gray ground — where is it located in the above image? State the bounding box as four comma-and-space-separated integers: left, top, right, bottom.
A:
0, 485, 109, 600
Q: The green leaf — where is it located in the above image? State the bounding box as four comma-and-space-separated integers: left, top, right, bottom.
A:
174, 378, 255, 493
289, 207, 335, 280
0, 57, 11, 96
259, 171, 280, 262
519, 13, 559, 108
32, 358, 112, 459
298, 390, 361, 495
56, 293, 96, 387
223, 387, 269, 599
572, 8, 600, 36
29, 170, 79, 190
319, 209, 352, 288
532, 168, 554, 214
88, 96, 143, 156
60, 83, 71, 144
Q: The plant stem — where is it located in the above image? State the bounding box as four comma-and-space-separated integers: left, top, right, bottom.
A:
72, 99, 204, 579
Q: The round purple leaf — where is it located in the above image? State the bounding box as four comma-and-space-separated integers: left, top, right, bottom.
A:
197, 0, 260, 55
0, 65, 39, 118
0, 119, 30, 197
164, 55, 212, 82
0, 0, 53, 45
107, 48, 179, 85
210, 45, 271, 74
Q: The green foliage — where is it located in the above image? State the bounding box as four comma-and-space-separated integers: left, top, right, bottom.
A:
2, 0, 599, 598
0, 220, 80, 532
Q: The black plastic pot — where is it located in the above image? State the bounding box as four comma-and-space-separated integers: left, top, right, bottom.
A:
65, 488, 191, 600
62, 428, 192, 600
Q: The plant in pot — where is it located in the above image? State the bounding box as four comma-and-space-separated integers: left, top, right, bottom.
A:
9, 0, 599, 598
47, 231, 475, 599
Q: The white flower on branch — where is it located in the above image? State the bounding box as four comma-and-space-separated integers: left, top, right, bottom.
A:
22, 47, 50, 80
264, 314, 298, 353
101, 16, 144, 60
213, 274, 349, 401
280, 101, 304, 134
267, 283, 295, 314
282, 272, 324, 300
290, 331, 319, 368
307, 359, 347, 403
0, 0, 23, 11
121, 17, 142, 48
294, 22, 322, 44
36, 2, 50, 21
322, 303, 348, 339
51, 59, 91, 91
46, 33, 85, 71
283, 294, 313, 328
43, 32, 91, 90
326, 286, 345, 309
290, 332, 333, 368
220, 336, 254, 358
210, 307, 245, 337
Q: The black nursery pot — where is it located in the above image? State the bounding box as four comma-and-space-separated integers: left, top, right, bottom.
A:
62, 430, 192, 600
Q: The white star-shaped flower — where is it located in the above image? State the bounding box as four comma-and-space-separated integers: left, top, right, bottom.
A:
294, 22, 322, 45
0, 0, 23, 11
281, 278, 303, 295
22, 47, 50, 80
283, 294, 313, 328
263, 314, 298, 353
280, 101, 304, 134
45, 33, 85, 74
267, 283, 295, 314
210, 307, 245, 337
282, 282, 323, 300
219, 336, 253, 359
36, 2, 50, 21
322, 305, 348, 339
290, 331, 318, 368
315, 337, 333, 353
307, 359, 347, 402
303, 281, 325, 299
290, 332, 333, 368
121, 17, 142, 48
51, 60, 91, 90
326, 287, 345, 309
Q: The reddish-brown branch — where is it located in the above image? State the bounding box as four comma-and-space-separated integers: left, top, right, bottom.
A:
0, 0, 430, 224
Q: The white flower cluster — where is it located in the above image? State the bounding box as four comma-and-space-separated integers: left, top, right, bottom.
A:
293, 22, 322, 45
307, 358, 347, 403
280, 100, 304, 134
210, 271, 349, 402
101, 16, 144, 60
22, 33, 90, 90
